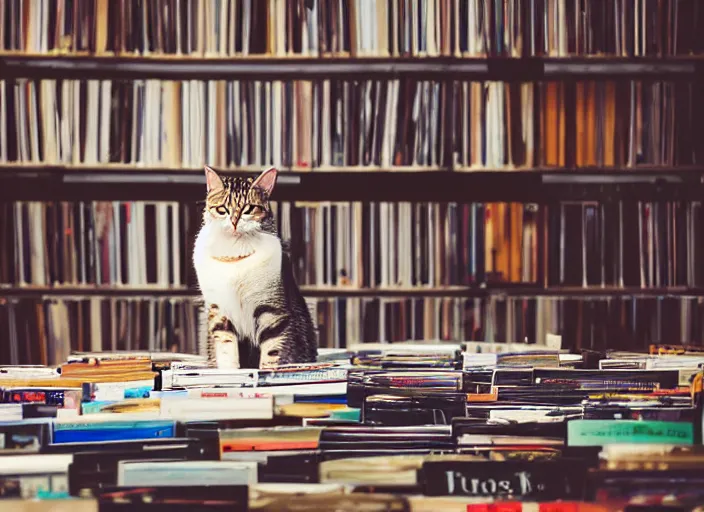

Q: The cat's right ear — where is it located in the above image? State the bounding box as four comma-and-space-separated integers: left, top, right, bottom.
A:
204, 166, 224, 193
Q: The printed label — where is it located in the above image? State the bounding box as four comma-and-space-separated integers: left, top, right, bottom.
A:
567, 420, 694, 446
423, 461, 586, 499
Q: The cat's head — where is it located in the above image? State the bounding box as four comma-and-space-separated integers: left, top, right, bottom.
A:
202, 166, 278, 236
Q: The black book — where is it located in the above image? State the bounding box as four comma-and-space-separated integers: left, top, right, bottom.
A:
96, 485, 248, 512
421, 459, 589, 500
66, 439, 210, 496
363, 392, 467, 426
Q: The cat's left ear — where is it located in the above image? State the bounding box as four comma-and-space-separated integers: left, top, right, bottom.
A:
251, 167, 278, 197
204, 165, 224, 192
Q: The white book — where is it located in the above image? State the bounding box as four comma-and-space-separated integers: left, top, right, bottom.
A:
243, 0, 251, 55
427, 204, 435, 286
401, 202, 412, 286
264, 81, 271, 165
241, 81, 249, 165
380, 203, 388, 287
229, 0, 237, 55
14, 84, 27, 162
28, 202, 47, 286
387, 80, 400, 167
414, 203, 421, 285
335, 204, 344, 287
138, 202, 148, 284
126, 202, 137, 286
321, 80, 331, 166
0, 454, 73, 476
272, 80, 282, 167
277, 0, 286, 56
175, 0, 183, 54
40, 80, 60, 164
324, 205, 332, 284
118, 460, 257, 487
218, 0, 228, 55
207, 80, 216, 164
0, 404, 23, 422
389, 203, 397, 285
156, 203, 169, 286
427, 0, 437, 56
338, 0, 345, 52
187, 81, 196, 166
159, 396, 274, 421
148, 299, 157, 352
111, 201, 121, 285
176, 388, 291, 401
308, 0, 319, 56
314, 206, 324, 287
138, 0, 148, 54
171, 202, 181, 285
310, 81, 319, 167
84, 80, 100, 164
145, 80, 156, 165
179, 81, 188, 165
0, 366, 60, 379
99, 80, 111, 163
86, 379, 155, 402
195, 81, 204, 166
491, 407, 581, 424
353, 203, 363, 287
89, 298, 102, 352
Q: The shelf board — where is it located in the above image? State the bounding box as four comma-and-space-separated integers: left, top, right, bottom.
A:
3, 285, 704, 299
2, 165, 704, 202
1, 55, 702, 81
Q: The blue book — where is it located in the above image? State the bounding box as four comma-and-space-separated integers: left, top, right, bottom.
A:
53, 419, 175, 444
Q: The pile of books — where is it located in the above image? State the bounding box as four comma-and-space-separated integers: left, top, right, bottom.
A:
1, 342, 704, 511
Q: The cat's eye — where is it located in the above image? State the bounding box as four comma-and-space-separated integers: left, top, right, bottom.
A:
242, 204, 263, 215
215, 206, 229, 215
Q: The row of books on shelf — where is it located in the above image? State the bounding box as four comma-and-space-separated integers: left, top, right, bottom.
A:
4, 199, 704, 289
1, 343, 704, 510
286, 200, 704, 289
4, 0, 701, 57
2, 78, 701, 169
3, 294, 704, 366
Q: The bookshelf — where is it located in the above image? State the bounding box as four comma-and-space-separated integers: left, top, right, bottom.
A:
2, 55, 704, 81
6, 166, 704, 202
3, 285, 704, 299
2, 0, 704, 364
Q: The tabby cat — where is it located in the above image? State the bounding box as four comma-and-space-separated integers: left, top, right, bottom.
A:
193, 166, 317, 369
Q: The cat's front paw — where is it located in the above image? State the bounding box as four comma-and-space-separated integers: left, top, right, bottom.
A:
207, 303, 241, 369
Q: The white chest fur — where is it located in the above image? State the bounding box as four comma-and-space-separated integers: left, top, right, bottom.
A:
193, 222, 282, 343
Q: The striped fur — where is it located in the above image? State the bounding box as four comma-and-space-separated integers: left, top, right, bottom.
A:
193, 167, 317, 369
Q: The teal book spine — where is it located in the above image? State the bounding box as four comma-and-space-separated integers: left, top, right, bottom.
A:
567, 419, 694, 446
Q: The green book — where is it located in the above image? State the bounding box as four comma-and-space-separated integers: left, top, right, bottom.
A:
567, 420, 694, 446
330, 408, 361, 422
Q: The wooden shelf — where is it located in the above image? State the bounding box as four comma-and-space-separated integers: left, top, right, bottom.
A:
3, 285, 704, 299
3, 165, 704, 202
1, 55, 702, 81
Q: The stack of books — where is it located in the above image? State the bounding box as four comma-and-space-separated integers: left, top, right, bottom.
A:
1, 343, 703, 510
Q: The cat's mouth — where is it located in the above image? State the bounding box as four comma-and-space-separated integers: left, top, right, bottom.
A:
211, 251, 255, 263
